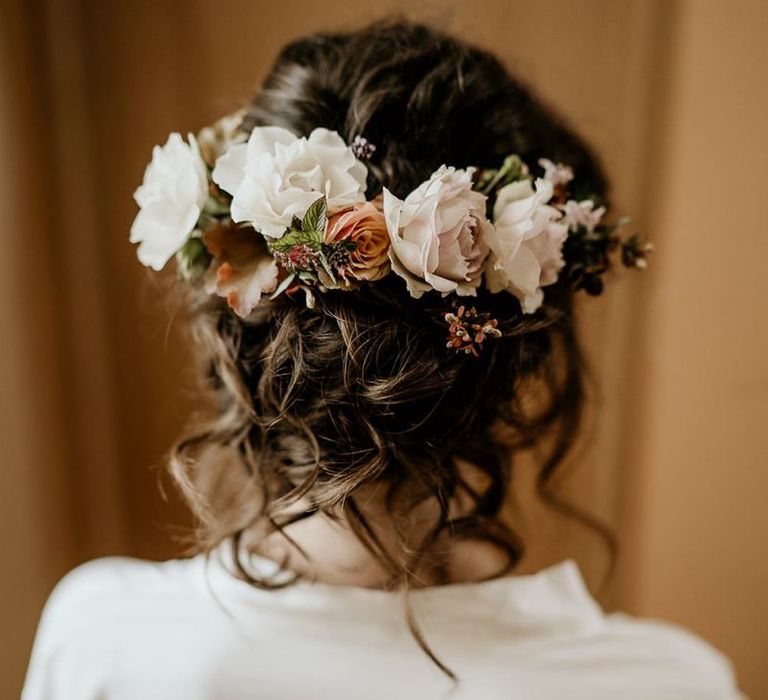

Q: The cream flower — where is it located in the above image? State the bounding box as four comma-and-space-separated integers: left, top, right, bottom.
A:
197, 110, 247, 167
212, 126, 368, 238
485, 178, 568, 313
538, 158, 574, 188
560, 199, 606, 233
383, 166, 491, 298
130, 133, 208, 271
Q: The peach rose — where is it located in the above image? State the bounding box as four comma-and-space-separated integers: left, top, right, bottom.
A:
325, 201, 390, 281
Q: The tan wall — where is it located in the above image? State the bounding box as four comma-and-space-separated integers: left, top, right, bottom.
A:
616, 0, 768, 688
0, 2, 79, 693
1, 0, 765, 698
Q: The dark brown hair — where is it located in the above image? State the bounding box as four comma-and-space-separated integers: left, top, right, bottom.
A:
170, 20, 611, 680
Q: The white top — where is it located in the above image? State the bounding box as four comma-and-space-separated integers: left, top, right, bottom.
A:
23, 547, 743, 700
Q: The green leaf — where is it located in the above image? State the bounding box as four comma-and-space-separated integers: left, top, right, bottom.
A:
301, 196, 327, 233
497, 154, 523, 182
475, 154, 525, 195
269, 227, 324, 253
175, 235, 211, 280
270, 272, 296, 299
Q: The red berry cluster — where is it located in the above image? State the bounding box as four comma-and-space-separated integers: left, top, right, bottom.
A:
444, 305, 502, 357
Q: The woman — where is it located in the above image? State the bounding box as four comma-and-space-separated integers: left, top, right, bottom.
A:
23, 21, 741, 699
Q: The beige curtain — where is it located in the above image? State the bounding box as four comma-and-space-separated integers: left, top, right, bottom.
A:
2, 0, 766, 697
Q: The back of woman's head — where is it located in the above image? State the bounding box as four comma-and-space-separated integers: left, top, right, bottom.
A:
171, 20, 608, 589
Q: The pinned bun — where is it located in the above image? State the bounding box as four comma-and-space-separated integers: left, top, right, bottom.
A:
170, 19, 610, 678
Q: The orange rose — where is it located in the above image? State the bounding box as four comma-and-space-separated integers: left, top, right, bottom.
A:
325, 201, 390, 282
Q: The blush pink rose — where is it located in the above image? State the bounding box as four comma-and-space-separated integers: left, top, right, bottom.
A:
382, 166, 491, 298
485, 178, 568, 313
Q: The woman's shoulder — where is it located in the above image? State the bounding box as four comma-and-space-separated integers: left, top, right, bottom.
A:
29, 555, 209, 638
41, 554, 206, 622
593, 611, 743, 698
22, 554, 210, 699
24, 555, 745, 699
57, 553, 204, 591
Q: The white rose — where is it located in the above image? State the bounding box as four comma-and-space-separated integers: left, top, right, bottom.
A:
212, 126, 368, 238
485, 178, 568, 313
130, 133, 208, 271
383, 166, 491, 299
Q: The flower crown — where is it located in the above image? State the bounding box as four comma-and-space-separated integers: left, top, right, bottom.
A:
130, 111, 651, 354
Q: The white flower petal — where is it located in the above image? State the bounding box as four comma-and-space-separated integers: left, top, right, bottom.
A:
307, 127, 348, 148
486, 176, 566, 312
539, 158, 574, 188
130, 132, 208, 270
560, 199, 606, 233
212, 142, 248, 195
217, 126, 367, 236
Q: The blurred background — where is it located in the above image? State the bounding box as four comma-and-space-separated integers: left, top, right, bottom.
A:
1, 0, 766, 697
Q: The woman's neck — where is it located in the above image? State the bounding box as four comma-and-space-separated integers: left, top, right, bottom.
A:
249, 462, 569, 589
